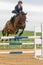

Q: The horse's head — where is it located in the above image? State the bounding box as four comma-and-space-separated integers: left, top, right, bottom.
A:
21, 12, 27, 15
20, 12, 27, 17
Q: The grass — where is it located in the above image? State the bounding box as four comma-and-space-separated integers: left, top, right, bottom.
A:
0, 44, 41, 50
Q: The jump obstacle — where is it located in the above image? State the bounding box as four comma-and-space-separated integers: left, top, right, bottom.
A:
0, 51, 34, 54
0, 24, 43, 59
0, 36, 29, 40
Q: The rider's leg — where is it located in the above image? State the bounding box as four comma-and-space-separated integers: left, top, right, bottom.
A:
11, 15, 16, 27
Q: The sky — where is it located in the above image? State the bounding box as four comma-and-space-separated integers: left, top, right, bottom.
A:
0, 0, 43, 31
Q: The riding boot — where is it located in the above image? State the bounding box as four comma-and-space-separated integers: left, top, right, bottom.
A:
11, 18, 14, 27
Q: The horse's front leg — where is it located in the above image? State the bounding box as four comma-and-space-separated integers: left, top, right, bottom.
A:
18, 29, 24, 36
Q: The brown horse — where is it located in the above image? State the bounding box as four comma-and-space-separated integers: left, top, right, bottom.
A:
2, 12, 27, 36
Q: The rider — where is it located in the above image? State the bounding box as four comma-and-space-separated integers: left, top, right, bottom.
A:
11, 1, 23, 26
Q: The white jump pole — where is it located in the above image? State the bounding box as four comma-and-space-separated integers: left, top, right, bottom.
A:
41, 24, 43, 58
34, 24, 41, 58
34, 24, 43, 59
34, 25, 37, 58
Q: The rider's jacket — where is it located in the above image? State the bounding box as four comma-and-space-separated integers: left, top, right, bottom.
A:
12, 5, 23, 14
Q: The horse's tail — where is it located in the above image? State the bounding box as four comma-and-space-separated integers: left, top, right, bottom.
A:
2, 29, 5, 36
2, 22, 8, 36
2, 29, 4, 34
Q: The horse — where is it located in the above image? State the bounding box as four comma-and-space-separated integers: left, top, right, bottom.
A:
2, 12, 27, 36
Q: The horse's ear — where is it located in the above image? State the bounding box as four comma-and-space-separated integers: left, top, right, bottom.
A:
25, 13, 27, 15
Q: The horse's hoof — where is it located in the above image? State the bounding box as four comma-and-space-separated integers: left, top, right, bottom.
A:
5, 39, 8, 41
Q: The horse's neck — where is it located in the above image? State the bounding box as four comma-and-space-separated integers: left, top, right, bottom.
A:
15, 15, 20, 23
